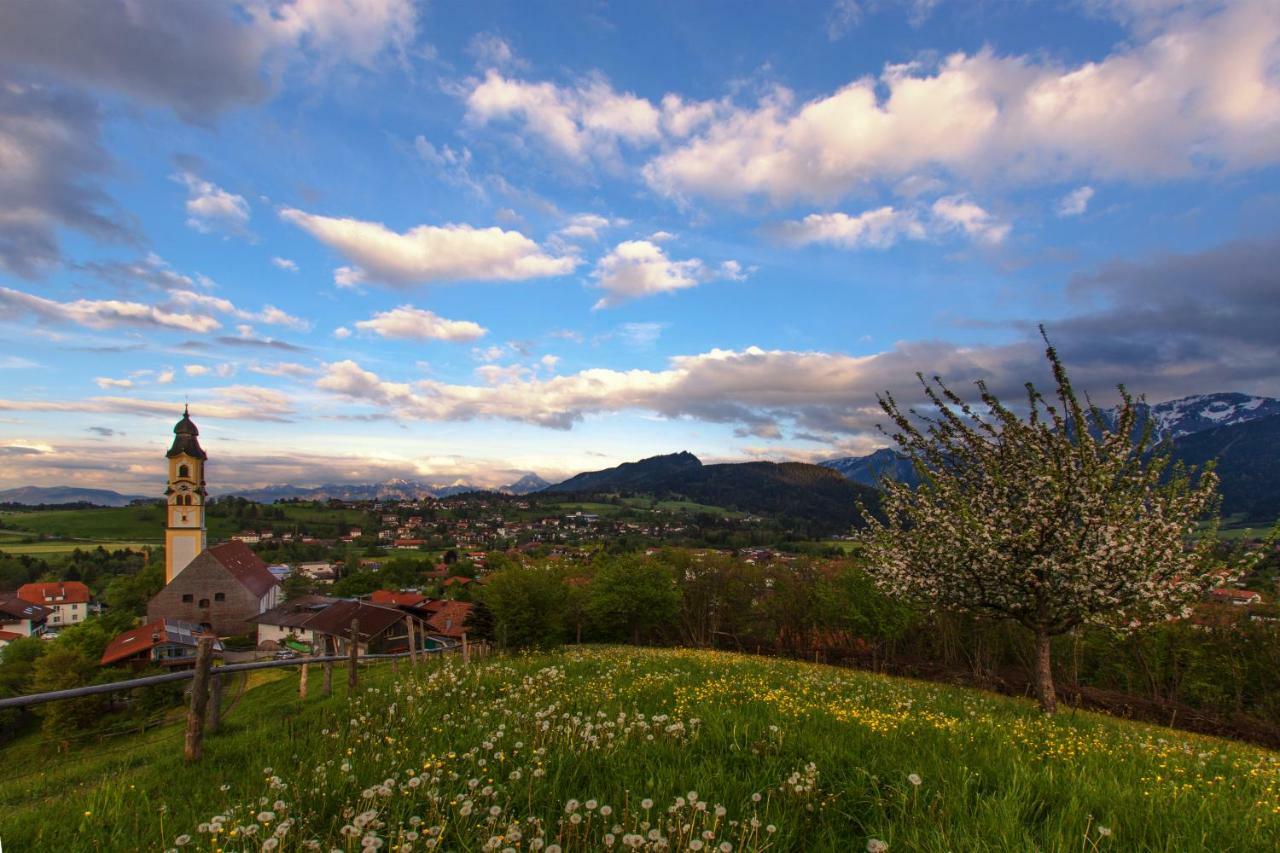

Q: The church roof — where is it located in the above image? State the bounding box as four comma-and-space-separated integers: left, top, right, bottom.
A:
176, 541, 280, 598
166, 405, 207, 460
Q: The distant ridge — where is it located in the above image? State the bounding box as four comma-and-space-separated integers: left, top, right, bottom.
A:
544, 451, 878, 532
501, 473, 551, 495
0, 485, 151, 507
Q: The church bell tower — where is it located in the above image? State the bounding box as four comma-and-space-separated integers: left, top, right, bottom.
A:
164, 405, 208, 584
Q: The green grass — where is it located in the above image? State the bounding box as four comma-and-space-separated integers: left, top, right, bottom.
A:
0, 505, 236, 542
1, 647, 1278, 851
0, 540, 160, 556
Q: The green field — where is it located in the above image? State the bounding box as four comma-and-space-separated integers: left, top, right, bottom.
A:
2, 647, 1277, 851
0, 540, 160, 556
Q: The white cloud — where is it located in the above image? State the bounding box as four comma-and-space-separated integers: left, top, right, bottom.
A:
164, 289, 311, 331
250, 0, 417, 68
280, 207, 577, 287
0, 286, 221, 333
355, 305, 488, 342
557, 213, 627, 241
95, 377, 133, 389
467, 32, 524, 70
774, 197, 1009, 249
185, 364, 210, 376
774, 207, 926, 249
465, 70, 662, 161
333, 326, 352, 339
175, 171, 251, 236
645, 1, 1280, 203
249, 361, 315, 378
591, 240, 743, 309
1056, 185, 1096, 217
310, 341, 1019, 434
929, 196, 1011, 245
156, 369, 175, 384
0, 385, 295, 422
272, 256, 299, 272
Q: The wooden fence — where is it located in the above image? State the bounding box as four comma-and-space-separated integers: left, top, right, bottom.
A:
0, 627, 494, 762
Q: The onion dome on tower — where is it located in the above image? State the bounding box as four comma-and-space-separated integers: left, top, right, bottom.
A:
166, 405, 207, 460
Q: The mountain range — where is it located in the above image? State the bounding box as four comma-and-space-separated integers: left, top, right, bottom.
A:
0, 485, 151, 507
820, 393, 1280, 521
545, 450, 879, 533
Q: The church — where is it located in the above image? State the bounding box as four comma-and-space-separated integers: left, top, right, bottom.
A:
146, 408, 281, 637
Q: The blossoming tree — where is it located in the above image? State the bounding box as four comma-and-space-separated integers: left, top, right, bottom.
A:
858, 334, 1231, 713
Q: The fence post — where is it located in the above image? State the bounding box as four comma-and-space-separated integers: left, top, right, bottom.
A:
407, 618, 418, 667
322, 635, 333, 697
299, 656, 309, 700
184, 637, 214, 763
347, 619, 360, 693
462, 632, 470, 665
208, 671, 223, 733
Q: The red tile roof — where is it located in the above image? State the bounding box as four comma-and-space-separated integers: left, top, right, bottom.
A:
425, 600, 473, 638
17, 581, 92, 606
100, 619, 218, 666
206, 541, 279, 598
0, 630, 24, 642
0, 595, 49, 621
371, 590, 427, 607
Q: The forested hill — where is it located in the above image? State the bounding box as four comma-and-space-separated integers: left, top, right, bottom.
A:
1170, 413, 1280, 521
544, 452, 879, 532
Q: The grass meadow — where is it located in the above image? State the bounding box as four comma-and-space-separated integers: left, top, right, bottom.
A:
1, 647, 1278, 851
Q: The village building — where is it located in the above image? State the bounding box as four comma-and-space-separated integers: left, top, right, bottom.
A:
148, 541, 282, 637
99, 619, 222, 669
0, 595, 49, 648
145, 409, 281, 637
16, 581, 95, 630
250, 594, 338, 649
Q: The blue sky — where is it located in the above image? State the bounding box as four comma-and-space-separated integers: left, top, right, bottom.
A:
2, 0, 1279, 493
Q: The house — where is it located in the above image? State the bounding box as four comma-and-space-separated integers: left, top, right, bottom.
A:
17, 581, 94, 630
370, 589, 428, 608
148, 541, 282, 637
0, 595, 49, 645
421, 599, 473, 640
100, 619, 222, 668
303, 600, 414, 654
1210, 588, 1263, 606
394, 538, 427, 549
250, 594, 337, 649
298, 561, 338, 582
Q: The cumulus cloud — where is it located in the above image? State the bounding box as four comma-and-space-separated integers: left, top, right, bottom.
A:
333, 326, 352, 339
591, 240, 744, 308
249, 361, 315, 378
465, 70, 663, 161
175, 171, 252, 237
272, 256, 299, 272
467, 32, 525, 70
250, 0, 417, 69
645, 0, 1280, 203
773, 207, 926, 249
930, 195, 1011, 245
0, 83, 132, 277
557, 214, 627, 242
280, 207, 577, 287
95, 377, 133, 390
163, 289, 309, 331
355, 305, 488, 342
185, 364, 210, 376
1056, 185, 1096, 217
0, 286, 220, 333
303, 230, 1280, 438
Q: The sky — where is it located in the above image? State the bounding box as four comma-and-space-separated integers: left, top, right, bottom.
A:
1, 0, 1279, 494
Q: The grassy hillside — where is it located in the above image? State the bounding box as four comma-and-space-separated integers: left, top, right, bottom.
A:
2, 648, 1278, 851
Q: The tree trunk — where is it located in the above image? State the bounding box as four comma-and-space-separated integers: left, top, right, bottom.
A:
1034, 631, 1057, 714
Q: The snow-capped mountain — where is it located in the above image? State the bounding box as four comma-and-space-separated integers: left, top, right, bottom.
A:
1142, 393, 1280, 438
223, 479, 481, 503
819, 449, 920, 489
822, 392, 1280, 489
501, 473, 551, 495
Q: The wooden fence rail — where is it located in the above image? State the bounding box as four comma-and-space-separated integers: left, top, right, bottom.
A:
0, 641, 464, 711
